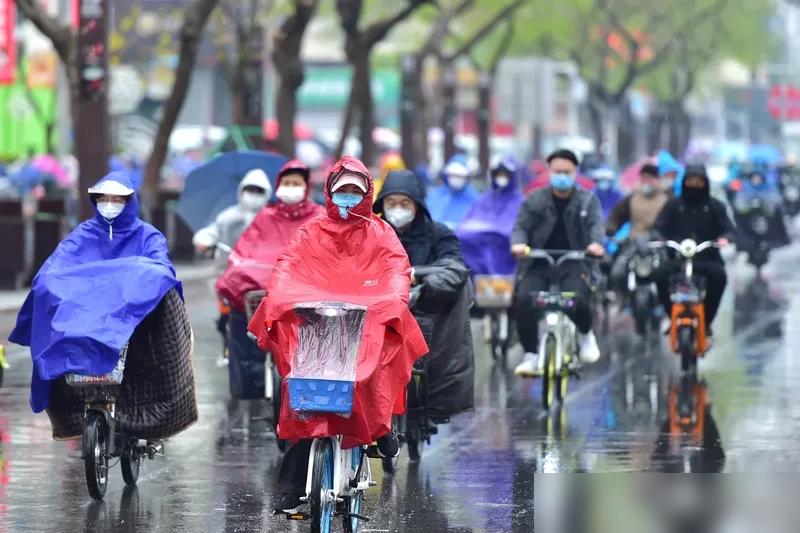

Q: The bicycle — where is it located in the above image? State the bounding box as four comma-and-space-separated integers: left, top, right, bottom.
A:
474, 275, 514, 367
523, 249, 593, 409
383, 284, 435, 474
280, 301, 375, 533
0, 344, 8, 388
66, 344, 165, 500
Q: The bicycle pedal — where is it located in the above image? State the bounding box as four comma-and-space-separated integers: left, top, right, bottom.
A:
277, 510, 309, 521
343, 513, 370, 522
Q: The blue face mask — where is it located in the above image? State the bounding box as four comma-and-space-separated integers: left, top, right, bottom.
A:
331, 192, 363, 219
550, 173, 575, 192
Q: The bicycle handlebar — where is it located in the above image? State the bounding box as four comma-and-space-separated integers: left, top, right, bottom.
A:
523, 248, 593, 268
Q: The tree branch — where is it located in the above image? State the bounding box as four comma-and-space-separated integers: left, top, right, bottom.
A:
364, 0, 436, 47
489, 19, 515, 75
14, 0, 72, 64
143, 0, 220, 207
419, 0, 473, 58
443, 0, 528, 63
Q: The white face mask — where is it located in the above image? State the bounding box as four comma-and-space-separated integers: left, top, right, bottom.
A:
97, 202, 125, 220
448, 176, 467, 191
495, 176, 510, 188
385, 207, 415, 229
275, 185, 306, 205
240, 191, 267, 212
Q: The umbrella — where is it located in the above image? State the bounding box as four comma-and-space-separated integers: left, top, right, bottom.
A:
176, 150, 288, 233
30, 154, 73, 187
748, 144, 782, 166
619, 157, 655, 193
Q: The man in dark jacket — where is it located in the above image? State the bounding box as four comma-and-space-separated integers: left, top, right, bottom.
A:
510, 149, 606, 377
652, 164, 734, 340
374, 169, 474, 421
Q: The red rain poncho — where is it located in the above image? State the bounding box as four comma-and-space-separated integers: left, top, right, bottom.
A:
248, 157, 428, 447
215, 160, 324, 311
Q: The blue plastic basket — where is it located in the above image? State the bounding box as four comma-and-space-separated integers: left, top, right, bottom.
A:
287, 377, 355, 414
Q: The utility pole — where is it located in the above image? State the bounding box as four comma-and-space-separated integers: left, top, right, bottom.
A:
75, 0, 109, 220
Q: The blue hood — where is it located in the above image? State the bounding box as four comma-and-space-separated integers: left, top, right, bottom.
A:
10, 171, 181, 412
658, 150, 685, 196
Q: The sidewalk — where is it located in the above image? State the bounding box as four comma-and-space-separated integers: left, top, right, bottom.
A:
0, 260, 216, 313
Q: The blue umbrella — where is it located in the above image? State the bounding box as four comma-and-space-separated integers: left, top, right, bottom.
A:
748, 144, 782, 166
176, 150, 287, 233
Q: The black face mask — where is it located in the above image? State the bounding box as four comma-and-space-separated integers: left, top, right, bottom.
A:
682, 186, 708, 205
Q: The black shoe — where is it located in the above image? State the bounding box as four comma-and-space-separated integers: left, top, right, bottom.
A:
274, 491, 303, 514
376, 432, 399, 459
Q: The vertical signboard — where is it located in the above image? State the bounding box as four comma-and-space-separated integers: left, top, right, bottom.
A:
0, 0, 16, 84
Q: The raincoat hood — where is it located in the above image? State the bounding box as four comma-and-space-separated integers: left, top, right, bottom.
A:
237, 168, 273, 201
658, 150, 685, 196
10, 171, 180, 412
274, 159, 317, 220
277, 159, 310, 186
374, 169, 429, 218
490, 156, 519, 191
428, 155, 479, 229
89, 172, 140, 234
325, 156, 375, 222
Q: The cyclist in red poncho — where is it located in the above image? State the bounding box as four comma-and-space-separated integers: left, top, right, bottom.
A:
216, 160, 324, 312
248, 156, 428, 512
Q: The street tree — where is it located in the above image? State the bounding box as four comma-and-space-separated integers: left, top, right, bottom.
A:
220, 0, 273, 127
640, 0, 774, 155
142, 0, 220, 212
272, 0, 318, 157
334, 0, 434, 166
14, 0, 79, 137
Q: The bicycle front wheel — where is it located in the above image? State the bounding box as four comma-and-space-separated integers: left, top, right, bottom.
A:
310, 439, 335, 533
542, 333, 557, 410
343, 447, 366, 533
83, 411, 109, 500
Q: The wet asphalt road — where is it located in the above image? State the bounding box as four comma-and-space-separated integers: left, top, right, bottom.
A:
1, 249, 800, 532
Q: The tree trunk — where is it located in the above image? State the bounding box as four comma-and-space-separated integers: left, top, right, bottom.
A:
272, 0, 317, 157
587, 94, 605, 156
142, 0, 219, 214
400, 55, 416, 167
334, 75, 358, 159
441, 65, 457, 163
477, 71, 491, 176
355, 51, 375, 166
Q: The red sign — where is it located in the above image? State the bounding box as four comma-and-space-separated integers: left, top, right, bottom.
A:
767, 84, 800, 121
0, 0, 16, 85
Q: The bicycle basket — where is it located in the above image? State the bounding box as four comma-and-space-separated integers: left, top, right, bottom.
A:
65, 343, 128, 387
286, 302, 367, 415
244, 290, 266, 322
474, 275, 515, 309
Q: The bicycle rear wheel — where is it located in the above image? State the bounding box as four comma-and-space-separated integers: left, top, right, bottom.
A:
310, 439, 335, 533
542, 333, 557, 410
120, 443, 141, 486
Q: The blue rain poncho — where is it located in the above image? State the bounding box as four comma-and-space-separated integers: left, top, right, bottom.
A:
426, 154, 479, 229
9, 172, 181, 412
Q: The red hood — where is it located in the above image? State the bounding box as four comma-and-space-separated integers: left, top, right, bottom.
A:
325, 156, 375, 221
277, 159, 311, 187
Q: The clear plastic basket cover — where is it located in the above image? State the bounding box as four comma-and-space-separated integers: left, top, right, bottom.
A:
290, 302, 367, 382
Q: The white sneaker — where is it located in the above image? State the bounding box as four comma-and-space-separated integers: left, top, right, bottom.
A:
579, 331, 601, 364
514, 352, 542, 378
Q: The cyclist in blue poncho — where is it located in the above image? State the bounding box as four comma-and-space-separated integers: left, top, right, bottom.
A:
9, 171, 182, 412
